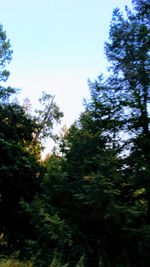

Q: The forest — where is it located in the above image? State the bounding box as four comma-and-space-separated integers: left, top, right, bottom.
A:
0, 0, 150, 266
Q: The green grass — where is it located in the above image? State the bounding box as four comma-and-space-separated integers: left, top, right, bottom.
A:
0, 259, 32, 267
0, 255, 85, 267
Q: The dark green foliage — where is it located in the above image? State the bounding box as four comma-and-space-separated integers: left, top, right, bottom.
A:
0, 103, 36, 144
0, 94, 42, 255
22, 155, 73, 266
62, 109, 119, 182
0, 139, 40, 253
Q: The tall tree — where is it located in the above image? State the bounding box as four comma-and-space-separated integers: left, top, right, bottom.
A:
0, 24, 41, 254
104, 0, 150, 214
84, 0, 150, 265
0, 23, 64, 256
105, 0, 150, 139
33, 92, 63, 143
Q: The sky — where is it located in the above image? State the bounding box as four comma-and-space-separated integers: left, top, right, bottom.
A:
0, 0, 131, 152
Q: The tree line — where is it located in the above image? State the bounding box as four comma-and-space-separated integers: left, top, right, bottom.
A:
0, 0, 150, 266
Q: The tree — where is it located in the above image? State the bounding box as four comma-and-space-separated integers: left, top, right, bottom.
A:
83, 0, 150, 265
104, 0, 150, 216
53, 0, 150, 265
0, 23, 16, 101
0, 24, 12, 82
61, 107, 119, 181
0, 139, 41, 254
0, 24, 42, 255
33, 92, 63, 143
0, 23, 64, 257
0, 93, 42, 255
105, 0, 149, 139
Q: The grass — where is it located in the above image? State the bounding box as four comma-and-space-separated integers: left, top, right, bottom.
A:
0, 256, 85, 267
0, 259, 32, 267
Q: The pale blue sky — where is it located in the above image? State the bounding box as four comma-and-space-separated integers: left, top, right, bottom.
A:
1, 0, 131, 127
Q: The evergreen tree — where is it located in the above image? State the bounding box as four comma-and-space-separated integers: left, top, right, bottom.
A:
83, 0, 150, 265
0, 24, 41, 255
